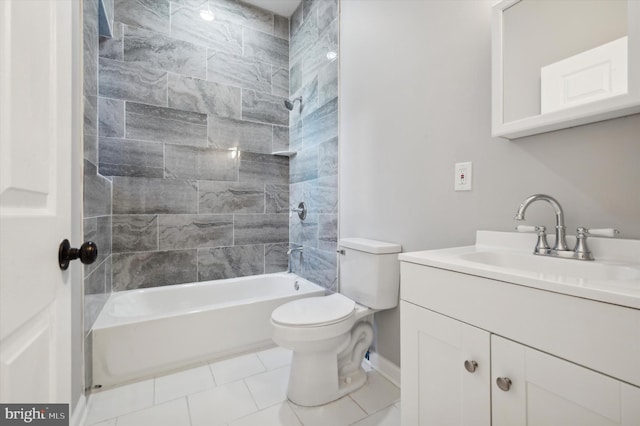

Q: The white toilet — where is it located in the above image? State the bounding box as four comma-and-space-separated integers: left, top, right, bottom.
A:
271, 238, 401, 407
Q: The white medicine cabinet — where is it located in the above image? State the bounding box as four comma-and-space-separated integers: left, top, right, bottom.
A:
492, 0, 640, 139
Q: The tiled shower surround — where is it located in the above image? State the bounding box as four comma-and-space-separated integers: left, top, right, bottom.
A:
98, 0, 294, 290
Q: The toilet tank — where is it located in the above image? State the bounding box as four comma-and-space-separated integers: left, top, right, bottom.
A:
339, 238, 402, 309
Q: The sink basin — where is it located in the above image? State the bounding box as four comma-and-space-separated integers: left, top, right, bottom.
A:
398, 231, 640, 309
458, 251, 640, 282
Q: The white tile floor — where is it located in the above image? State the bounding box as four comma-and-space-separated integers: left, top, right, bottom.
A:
83, 346, 401, 426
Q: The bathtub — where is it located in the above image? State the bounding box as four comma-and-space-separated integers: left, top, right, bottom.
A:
92, 272, 325, 388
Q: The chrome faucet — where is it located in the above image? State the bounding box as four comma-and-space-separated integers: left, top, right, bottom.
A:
286, 245, 303, 273
514, 194, 620, 261
515, 194, 570, 253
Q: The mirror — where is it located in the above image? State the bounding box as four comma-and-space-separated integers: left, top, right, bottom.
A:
492, 0, 640, 139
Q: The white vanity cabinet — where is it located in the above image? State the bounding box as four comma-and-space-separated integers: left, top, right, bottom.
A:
400, 260, 640, 426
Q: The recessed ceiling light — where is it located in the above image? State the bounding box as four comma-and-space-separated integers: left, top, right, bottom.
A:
200, 9, 215, 21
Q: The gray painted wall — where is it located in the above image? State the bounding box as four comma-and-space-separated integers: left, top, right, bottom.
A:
340, 0, 640, 367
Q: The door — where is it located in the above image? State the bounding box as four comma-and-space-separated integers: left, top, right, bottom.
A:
492, 335, 640, 425
401, 301, 491, 426
0, 0, 79, 403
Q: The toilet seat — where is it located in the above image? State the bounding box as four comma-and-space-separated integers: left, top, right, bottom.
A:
272, 293, 356, 327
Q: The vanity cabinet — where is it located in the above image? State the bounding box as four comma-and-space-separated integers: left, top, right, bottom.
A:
400, 261, 640, 425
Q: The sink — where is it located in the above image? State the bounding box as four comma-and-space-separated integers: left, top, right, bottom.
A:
458, 251, 640, 282
398, 231, 640, 309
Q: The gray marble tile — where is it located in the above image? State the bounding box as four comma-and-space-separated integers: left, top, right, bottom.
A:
85, 95, 98, 138
244, 28, 289, 68
300, 247, 337, 291
239, 152, 289, 185
318, 214, 337, 252
290, 146, 318, 183
83, 0, 99, 97
301, 19, 338, 87
84, 160, 112, 218
105, 256, 113, 293
114, 0, 170, 34
165, 144, 238, 181
265, 184, 289, 213
234, 213, 289, 245
198, 245, 264, 281
83, 215, 112, 276
84, 332, 93, 391
242, 89, 288, 126
207, 50, 271, 94
272, 67, 289, 98
289, 120, 303, 151
84, 293, 109, 334
112, 250, 197, 290
112, 177, 197, 214
317, 0, 338, 31
112, 215, 158, 253
168, 73, 241, 118
100, 0, 115, 35
85, 133, 98, 165
318, 137, 338, 177
158, 214, 233, 250
124, 25, 206, 78
274, 15, 289, 40
99, 137, 164, 178
126, 102, 207, 146
98, 58, 168, 106
99, 22, 123, 60
298, 77, 318, 120
170, 4, 242, 55
303, 97, 338, 147
290, 8, 317, 64
302, 0, 318, 21
98, 97, 124, 137
83, 249, 108, 295
289, 61, 301, 95
290, 213, 318, 248
265, 243, 288, 273
174, 0, 208, 7
199, 181, 265, 214
210, 0, 273, 34
272, 125, 289, 152
307, 174, 338, 214
318, 58, 338, 106
207, 114, 272, 154
289, 2, 303, 37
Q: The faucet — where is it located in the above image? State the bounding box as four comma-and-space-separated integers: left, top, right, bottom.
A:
287, 245, 303, 273
514, 194, 571, 253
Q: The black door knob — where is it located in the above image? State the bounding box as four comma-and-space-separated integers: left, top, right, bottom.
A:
58, 239, 98, 270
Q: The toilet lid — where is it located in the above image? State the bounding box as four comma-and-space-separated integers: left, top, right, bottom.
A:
272, 293, 356, 327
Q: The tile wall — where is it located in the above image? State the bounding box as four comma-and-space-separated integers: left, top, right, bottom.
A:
288, 0, 339, 290
98, 0, 292, 291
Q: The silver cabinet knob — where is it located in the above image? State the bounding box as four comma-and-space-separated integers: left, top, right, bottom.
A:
496, 377, 512, 391
464, 360, 478, 373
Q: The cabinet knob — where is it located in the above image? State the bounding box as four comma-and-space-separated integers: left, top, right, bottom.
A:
496, 377, 512, 392
464, 360, 478, 373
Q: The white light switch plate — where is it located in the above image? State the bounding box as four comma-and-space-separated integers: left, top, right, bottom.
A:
455, 162, 472, 191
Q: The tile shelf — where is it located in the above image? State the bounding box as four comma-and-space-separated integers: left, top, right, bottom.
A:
271, 151, 297, 157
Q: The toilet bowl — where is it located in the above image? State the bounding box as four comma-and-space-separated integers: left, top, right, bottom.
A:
271, 238, 401, 407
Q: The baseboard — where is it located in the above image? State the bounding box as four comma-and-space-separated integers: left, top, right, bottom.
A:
365, 351, 401, 387
70, 394, 87, 426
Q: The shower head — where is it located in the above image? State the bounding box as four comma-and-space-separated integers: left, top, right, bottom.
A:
284, 96, 303, 111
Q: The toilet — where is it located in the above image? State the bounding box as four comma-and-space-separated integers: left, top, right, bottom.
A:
271, 238, 401, 407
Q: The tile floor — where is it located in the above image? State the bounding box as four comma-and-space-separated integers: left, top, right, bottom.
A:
83, 346, 401, 426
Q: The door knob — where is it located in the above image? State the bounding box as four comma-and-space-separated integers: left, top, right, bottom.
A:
496, 377, 512, 392
464, 360, 478, 373
58, 239, 98, 270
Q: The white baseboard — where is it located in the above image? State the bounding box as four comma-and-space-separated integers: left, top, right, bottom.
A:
364, 351, 401, 388
70, 394, 87, 426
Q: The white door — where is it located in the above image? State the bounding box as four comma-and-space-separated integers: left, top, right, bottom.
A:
0, 0, 80, 404
401, 301, 491, 426
492, 335, 640, 426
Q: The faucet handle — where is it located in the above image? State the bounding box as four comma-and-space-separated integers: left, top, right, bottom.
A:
578, 228, 620, 238
516, 225, 551, 254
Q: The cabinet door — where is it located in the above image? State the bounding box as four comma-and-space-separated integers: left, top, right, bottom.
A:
492, 335, 640, 426
401, 301, 490, 426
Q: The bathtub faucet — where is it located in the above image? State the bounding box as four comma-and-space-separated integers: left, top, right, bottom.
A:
287, 245, 303, 273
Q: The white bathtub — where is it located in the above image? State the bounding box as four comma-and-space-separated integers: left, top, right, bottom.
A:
92, 272, 325, 388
